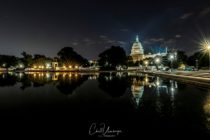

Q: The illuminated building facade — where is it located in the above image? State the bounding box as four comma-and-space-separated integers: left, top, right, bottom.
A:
130, 35, 144, 62
130, 35, 168, 63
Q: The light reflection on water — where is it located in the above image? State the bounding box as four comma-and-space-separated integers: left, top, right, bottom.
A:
204, 89, 210, 130
0, 72, 210, 136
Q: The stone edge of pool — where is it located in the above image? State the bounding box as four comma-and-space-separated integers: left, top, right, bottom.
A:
144, 71, 210, 88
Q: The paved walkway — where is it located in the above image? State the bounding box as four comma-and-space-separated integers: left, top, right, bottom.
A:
144, 70, 210, 87
160, 70, 210, 79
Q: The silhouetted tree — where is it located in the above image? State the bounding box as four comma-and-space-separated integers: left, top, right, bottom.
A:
20, 74, 32, 90
57, 47, 88, 66
56, 74, 88, 95
187, 51, 209, 69
32, 54, 52, 66
97, 73, 130, 97
0, 55, 18, 68
0, 74, 18, 86
21, 51, 33, 67
172, 50, 188, 68
98, 46, 127, 70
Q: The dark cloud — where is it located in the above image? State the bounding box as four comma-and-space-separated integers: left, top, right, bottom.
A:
99, 35, 108, 39
199, 7, 210, 17
120, 29, 130, 32
72, 42, 78, 46
83, 38, 91, 42
175, 34, 182, 38
117, 41, 126, 45
180, 12, 194, 19
149, 38, 164, 42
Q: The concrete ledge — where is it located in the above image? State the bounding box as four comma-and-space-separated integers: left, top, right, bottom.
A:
145, 71, 210, 87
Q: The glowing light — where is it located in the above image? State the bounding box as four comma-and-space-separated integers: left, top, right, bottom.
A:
200, 39, 210, 53
69, 65, 72, 69
203, 93, 210, 130
34, 65, 37, 69
46, 63, 50, 68
170, 55, 174, 60
144, 61, 149, 66
156, 81, 160, 86
155, 58, 160, 64
19, 64, 24, 68
75, 65, 78, 69
63, 73, 66, 78
171, 87, 175, 91
201, 40, 210, 70
19, 73, 23, 78
46, 73, 50, 79
145, 77, 148, 83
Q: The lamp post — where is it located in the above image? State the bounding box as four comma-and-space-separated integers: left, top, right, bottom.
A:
169, 54, 174, 72
155, 58, 160, 71
144, 60, 148, 71
195, 59, 198, 71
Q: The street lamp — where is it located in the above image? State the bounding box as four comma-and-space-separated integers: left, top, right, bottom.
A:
155, 58, 160, 64
46, 63, 50, 69
195, 59, 198, 70
19, 64, 24, 69
169, 54, 174, 72
155, 58, 161, 71
144, 60, 149, 70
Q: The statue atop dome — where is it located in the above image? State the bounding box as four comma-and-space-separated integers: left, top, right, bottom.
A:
135, 35, 139, 42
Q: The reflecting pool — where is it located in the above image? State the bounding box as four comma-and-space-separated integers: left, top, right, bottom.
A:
0, 72, 210, 138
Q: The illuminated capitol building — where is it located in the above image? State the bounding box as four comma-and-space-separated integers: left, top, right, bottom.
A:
130, 35, 168, 62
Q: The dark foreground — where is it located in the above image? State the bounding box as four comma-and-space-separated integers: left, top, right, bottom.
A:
0, 72, 210, 139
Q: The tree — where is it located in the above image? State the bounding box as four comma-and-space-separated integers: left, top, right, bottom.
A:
21, 51, 33, 67
57, 47, 88, 66
0, 55, 18, 68
187, 51, 209, 69
98, 46, 127, 70
127, 56, 135, 66
32, 54, 52, 67
97, 73, 130, 97
172, 50, 188, 68
161, 50, 188, 69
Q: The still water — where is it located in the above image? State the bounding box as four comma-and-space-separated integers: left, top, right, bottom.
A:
0, 72, 210, 138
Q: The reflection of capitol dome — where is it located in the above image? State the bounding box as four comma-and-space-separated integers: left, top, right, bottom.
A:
130, 35, 144, 62
131, 78, 144, 107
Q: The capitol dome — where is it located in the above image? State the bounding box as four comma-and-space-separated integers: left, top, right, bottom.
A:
130, 35, 144, 62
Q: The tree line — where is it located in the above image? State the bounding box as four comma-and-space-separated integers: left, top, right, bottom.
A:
0, 46, 209, 70
0, 47, 89, 69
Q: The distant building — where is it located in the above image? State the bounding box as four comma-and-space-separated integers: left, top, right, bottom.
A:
130, 35, 168, 63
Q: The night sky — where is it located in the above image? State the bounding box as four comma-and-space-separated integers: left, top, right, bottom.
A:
0, 0, 210, 60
